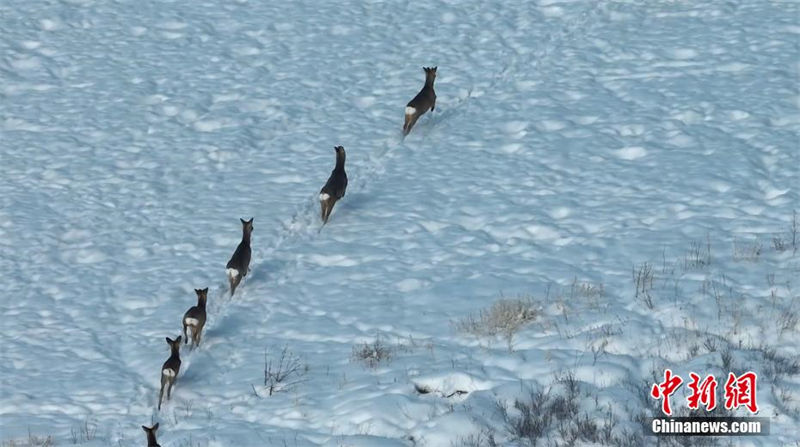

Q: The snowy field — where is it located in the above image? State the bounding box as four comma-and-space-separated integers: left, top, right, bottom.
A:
1, 0, 799, 445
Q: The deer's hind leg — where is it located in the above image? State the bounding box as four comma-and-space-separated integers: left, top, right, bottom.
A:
230, 273, 243, 296
404, 113, 421, 136
194, 324, 203, 347
166, 377, 175, 400
158, 376, 166, 410
321, 198, 335, 223
185, 325, 195, 348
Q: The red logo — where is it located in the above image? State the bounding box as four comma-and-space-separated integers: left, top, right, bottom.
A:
650, 370, 758, 415
650, 369, 683, 415
724, 372, 758, 413
687, 372, 717, 411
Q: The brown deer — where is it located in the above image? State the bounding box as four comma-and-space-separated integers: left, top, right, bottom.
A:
182, 288, 208, 348
158, 336, 182, 410
226, 218, 253, 296
403, 66, 437, 136
319, 146, 348, 224
141, 423, 160, 447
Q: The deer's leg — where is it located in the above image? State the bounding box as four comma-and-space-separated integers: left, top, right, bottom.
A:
232, 274, 242, 296
322, 199, 334, 223
404, 113, 421, 135
320, 200, 329, 223
158, 377, 166, 410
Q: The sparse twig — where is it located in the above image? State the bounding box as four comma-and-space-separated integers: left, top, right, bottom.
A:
259, 345, 307, 397
633, 262, 654, 309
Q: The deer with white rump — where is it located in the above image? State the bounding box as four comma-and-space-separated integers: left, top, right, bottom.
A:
319, 146, 348, 224
226, 218, 253, 296
157, 336, 182, 410
403, 66, 437, 136
182, 288, 208, 348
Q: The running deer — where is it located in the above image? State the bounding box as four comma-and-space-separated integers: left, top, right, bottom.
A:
141, 423, 160, 447
226, 218, 253, 296
319, 146, 348, 224
182, 288, 208, 348
403, 66, 437, 136
158, 336, 182, 410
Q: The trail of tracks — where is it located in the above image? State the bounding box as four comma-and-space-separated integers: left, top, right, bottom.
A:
143, 0, 609, 438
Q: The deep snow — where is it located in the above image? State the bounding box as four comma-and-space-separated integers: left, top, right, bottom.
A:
1, 0, 798, 445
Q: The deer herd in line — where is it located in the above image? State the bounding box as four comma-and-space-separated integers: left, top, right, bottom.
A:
141, 67, 438, 445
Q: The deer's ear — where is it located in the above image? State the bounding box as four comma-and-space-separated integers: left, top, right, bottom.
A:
433, 66, 437, 71
203, 287, 209, 293
153, 422, 159, 430
240, 218, 246, 224
166, 337, 172, 343
247, 217, 254, 224
142, 426, 148, 432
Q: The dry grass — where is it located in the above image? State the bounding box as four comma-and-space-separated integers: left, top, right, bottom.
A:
69, 418, 97, 444
632, 262, 654, 309
455, 296, 538, 341
683, 237, 712, 270
351, 336, 394, 368
2, 432, 55, 447
732, 238, 762, 262
499, 372, 637, 446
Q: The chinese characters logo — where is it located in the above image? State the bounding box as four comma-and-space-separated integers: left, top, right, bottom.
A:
650, 369, 758, 415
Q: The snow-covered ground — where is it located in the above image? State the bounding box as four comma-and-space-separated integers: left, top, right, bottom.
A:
1, 0, 798, 445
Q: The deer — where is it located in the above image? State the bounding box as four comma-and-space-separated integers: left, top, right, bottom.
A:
141, 423, 161, 447
182, 288, 208, 348
319, 146, 348, 224
158, 336, 182, 410
403, 66, 437, 137
226, 218, 253, 296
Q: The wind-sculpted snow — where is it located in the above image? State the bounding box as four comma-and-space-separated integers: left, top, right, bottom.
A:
1, 0, 798, 445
